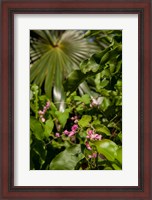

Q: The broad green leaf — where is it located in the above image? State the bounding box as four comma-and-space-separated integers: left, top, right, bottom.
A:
81, 94, 91, 104
78, 115, 92, 127
93, 139, 118, 161
31, 138, 47, 169
55, 110, 69, 128
115, 147, 122, 165
30, 117, 44, 140
44, 118, 54, 138
100, 97, 111, 111
74, 96, 82, 101
100, 78, 109, 88
76, 104, 84, 114
80, 57, 99, 74
50, 102, 57, 113
112, 163, 121, 170
95, 125, 111, 136
49, 144, 84, 170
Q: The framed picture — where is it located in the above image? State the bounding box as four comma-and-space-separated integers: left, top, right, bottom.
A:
1, 0, 151, 199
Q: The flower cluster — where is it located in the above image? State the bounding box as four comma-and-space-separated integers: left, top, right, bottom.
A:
38, 101, 50, 122
85, 141, 92, 150
88, 152, 97, 159
90, 97, 102, 108
55, 132, 60, 138
70, 115, 78, 124
86, 129, 102, 140
63, 124, 78, 137
85, 129, 102, 151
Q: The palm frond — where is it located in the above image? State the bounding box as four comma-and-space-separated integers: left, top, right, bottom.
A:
30, 30, 99, 111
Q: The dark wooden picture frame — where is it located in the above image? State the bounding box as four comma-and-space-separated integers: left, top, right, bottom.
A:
0, 0, 151, 199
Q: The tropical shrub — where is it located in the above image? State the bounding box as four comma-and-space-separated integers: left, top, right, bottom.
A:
30, 30, 122, 170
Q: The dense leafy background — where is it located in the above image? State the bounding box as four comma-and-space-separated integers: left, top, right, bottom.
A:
30, 30, 122, 170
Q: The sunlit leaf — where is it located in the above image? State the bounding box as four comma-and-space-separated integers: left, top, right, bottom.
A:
93, 139, 118, 161
44, 118, 54, 138
78, 115, 92, 127
49, 144, 84, 170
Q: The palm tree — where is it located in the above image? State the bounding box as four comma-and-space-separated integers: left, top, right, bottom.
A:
30, 30, 98, 111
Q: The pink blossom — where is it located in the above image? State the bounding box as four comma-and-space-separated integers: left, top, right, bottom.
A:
74, 119, 78, 124
71, 124, 78, 131
86, 129, 102, 141
87, 129, 94, 135
71, 117, 75, 121
71, 116, 78, 121
38, 110, 44, 115
74, 116, 78, 120
86, 141, 92, 150
88, 153, 97, 158
46, 101, 50, 108
41, 117, 45, 122
63, 130, 69, 135
95, 134, 102, 140
55, 133, 60, 138
68, 131, 76, 137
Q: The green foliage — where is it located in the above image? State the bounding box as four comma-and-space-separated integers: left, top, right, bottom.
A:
30, 117, 44, 140
78, 115, 92, 128
44, 118, 54, 138
30, 30, 122, 170
49, 144, 84, 170
55, 109, 70, 129
30, 30, 98, 111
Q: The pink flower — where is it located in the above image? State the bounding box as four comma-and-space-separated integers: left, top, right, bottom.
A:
94, 134, 102, 140
86, 129, 102, 140
74, 119, 78, 124
86, 141, 92, 150
87, 129, 94, 135
55, 133, 60, 138
63, 130, 69, 135
71, 124, 78, 131
88, 153, 97, 158
41, 117, 45, 122
68, 131, 76, 137
71, 117, 75, 121
38, 110, 44, 115
46, 101, 50, 108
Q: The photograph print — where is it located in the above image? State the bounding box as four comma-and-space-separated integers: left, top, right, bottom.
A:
30, 30, 122, 170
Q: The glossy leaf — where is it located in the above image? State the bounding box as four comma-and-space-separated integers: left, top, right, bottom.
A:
30, 117, 44, 140
93, 139, 118, 161
95, 125, 111, 136
78, 115, 92, 127
49, 144, 84, 170
55, 109, 69, 128
115, 147, 122, 164
44, 118, 54, 138
100, 97, 111, 111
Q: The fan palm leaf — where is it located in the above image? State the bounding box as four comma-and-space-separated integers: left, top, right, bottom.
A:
30, 30, 99, 111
